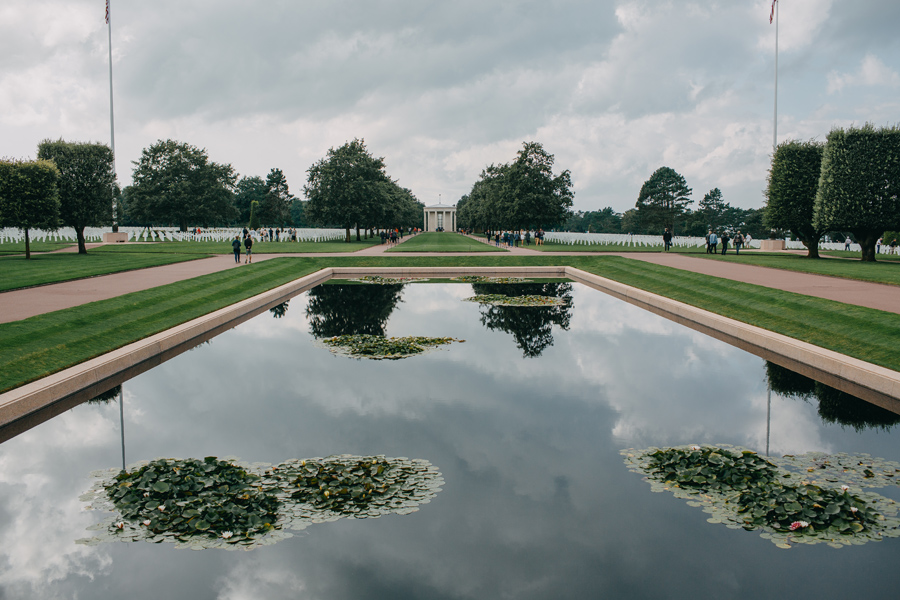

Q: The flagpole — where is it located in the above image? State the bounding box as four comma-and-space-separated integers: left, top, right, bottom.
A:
773, 0, 779, 153
107, 0, 118, 231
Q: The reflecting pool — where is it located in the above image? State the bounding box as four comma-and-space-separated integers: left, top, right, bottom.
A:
1, 282, 899, 599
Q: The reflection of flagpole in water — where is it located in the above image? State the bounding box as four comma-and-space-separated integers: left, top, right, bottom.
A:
766, 380, 771, 457
119, 386, 126, 471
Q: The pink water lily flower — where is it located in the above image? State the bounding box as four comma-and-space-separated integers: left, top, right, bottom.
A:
789, 521, 809, 531
690, 445, 701, 451
115, 521, 124, 530
142, 519, 151, 526
158, 505, 166, 512
851, 507, 859, 513
221, 531, 233, 539
841, 485, 850, 491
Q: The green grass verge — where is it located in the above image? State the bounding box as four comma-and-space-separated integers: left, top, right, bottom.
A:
823, 250, 900, 262
0, 252, 206, 292
92, 239, 380, 255
0, 241, 77, 254
386, 232, 506, 253
3, 255, 900, 394
691, 252, 900, 287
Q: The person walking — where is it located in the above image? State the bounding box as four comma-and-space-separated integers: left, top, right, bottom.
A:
231, 236, 241, 264
877, 237, 883, 254
708, 230, 718, 254
662, 228, 672, 252
243, 233, 253, 264
844, 236, 852, 251
720, 231, 730, 255
733, 231, 744, 255
705, 230, 712, 254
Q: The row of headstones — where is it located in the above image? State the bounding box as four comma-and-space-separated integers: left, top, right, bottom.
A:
0, 227, 346, 244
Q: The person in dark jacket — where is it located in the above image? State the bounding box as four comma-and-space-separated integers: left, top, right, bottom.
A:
243, 234, 253, 264
662, 228, 672, 251
231, 236, 241, 263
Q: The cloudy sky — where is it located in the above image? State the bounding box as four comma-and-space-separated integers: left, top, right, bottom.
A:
2, 0, 898, 214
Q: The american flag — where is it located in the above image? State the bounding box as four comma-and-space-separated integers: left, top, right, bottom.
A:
105, 0, 109, 24
769, 0, 777, 24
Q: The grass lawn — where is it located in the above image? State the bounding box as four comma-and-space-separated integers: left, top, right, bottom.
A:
823, 250, 900, 262
0, 252, 206, 292
533, 240, 707, 253
387, 232, 506, 253
692, 252, 900, 287
3, 254, 900, 393
92, 239, 380, 254
0, 241, 77, 255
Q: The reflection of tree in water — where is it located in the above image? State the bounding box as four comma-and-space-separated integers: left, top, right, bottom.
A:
270, 301, 289, 319
87, 384, 121, 404
306, 284, 404, 338
765, 361, 900, 431
471, 282, 573, 358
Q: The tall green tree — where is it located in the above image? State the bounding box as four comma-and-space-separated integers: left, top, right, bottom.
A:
0, 159, 60, 258
765, 140, 826, 258
36, 139, 116, 254
259, 168, 295, 226
304, 139, 391, 242
502, 142, 574, 230
233, 176, 267, 226
698, 187, 727, 231
129, 139, 237, 231
814, 124, 900, 261
635, 167, 692, 233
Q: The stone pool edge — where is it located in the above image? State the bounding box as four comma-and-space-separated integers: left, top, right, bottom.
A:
2, 265, 898, 432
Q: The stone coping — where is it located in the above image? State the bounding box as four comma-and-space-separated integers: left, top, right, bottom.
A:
2, 265, 898, 439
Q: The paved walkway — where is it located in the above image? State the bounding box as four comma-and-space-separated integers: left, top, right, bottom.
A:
2, 238, 899, 323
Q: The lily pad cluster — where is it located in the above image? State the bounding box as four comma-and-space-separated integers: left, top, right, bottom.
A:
78, 454, 443, 551
274, 455, 442, 522
463, 294, 569, 307
449, 276, 531, 284
622, 444, 900, 548
348, 276, 430, 285
322, 334, 463, 360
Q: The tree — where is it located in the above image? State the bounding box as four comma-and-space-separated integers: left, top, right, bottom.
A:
304, 139, 391, 242
502, 142, 574, 230
698, 188, 726, 231
635, 167, 692, 233
36, 139, 116, 254
129, 139, 237, 231
259, 168, 295, 226
233, 176, 267, 226
0, 159, 60, 258
290, 199, 309, 227
814, 125, 900, 262
765, 140, 826, 258
249, 200, 260, 230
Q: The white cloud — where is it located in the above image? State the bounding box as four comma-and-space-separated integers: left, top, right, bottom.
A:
827, 53, 900, 94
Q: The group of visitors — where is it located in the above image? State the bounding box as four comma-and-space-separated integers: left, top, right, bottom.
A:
485, 229, 544, 248
232, 229, 253, 264
704, 230, 749, 255
876, 238, 899, 254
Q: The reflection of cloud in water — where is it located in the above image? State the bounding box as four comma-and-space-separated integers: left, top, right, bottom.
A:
215, 559, 309, 600
0, 410, 115, 596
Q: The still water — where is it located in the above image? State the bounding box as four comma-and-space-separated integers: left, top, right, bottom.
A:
1, 281, 898, 599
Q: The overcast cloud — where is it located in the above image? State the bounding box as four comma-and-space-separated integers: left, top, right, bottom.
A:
1, 0, 898, 213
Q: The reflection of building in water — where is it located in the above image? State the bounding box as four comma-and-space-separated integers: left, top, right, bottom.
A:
306, 283, 404, 338
424, 202, 455, 232
765, 361, 900, 431
471, 283, 573, 358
